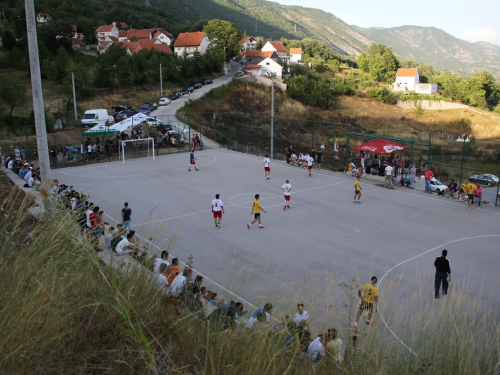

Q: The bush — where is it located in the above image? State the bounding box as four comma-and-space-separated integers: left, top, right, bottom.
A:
367, 87, 398, 104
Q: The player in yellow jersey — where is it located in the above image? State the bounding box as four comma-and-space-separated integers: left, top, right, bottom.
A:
464, 180, 477, 211
354, 276, 379, 332
353, 176, 362, 204
247, 194, 267, 229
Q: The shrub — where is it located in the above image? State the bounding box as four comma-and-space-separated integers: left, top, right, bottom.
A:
367, 87, 398, 104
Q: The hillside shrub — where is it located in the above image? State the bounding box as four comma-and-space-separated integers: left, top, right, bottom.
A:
367, 87, 398, 104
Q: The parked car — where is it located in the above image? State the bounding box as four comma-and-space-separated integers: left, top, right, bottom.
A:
151, 103, 158, 111
429, 177, 447, 193
468, 174, 499, 186
138, 105, 151, 115
191, 82, 202, 89
145, 117, 169, 127
81, 109, 114, 127
168, 92, 181, 100
234, 71, 244, 77
200, 79, 213, 85
181, 86, 194, 95
111, 104, 132, 112
159, 98, 171, 106
113, 109, 137, 122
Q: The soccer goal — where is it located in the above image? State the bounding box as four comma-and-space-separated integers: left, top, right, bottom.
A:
120, 138, 155, 163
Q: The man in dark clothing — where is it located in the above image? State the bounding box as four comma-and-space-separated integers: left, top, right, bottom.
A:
207, 302, 244, 329
286, 145, 293, 164
434, 249, 451, 298
403, 156, 411, 174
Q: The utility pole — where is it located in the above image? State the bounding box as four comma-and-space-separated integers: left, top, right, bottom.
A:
160, 63, 163, 95
71, 72, 77, 121
270, 73, 274, 159
25, 0, 51, 182
255, 21, 257, 32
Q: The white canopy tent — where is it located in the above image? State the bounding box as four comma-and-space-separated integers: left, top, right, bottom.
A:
109, 113, 150, 132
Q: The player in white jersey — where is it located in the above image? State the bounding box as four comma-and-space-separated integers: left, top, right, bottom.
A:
307, 156, 314, 177
290, 154, 297, 165
281, 180, 292, 210
263, 154, 271, 180
211, 194, 225, 228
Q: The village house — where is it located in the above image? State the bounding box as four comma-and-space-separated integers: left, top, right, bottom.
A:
240, 36, 260, 50
96, 24, 118, 45
289, 47, 302, 63
173, 31, 210, 56
258, 57, 283, 78
393, 68, 437, 94
238, 50, 277, 65
261, 41, 288, 59
151, 28, 173, 45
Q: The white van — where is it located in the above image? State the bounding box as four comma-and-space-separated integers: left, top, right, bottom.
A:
81, 109, 114, 127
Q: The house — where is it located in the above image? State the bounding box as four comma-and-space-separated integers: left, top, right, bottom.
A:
240, 36, 260, 50
239, 50, 278, 65
135, 39, 172, 54
112, 21, 128, 29
126, 29, 152, 41
97, 24, 118, 45
71, 38, 86, 51
152, 28, 173, 45
258, 57, 283, 79
118, 30, 128, 42
99, 41, 113, 54
261, 41, 287, 58
119, 41, 137, 55
242, 65, 262, 76
393, 68, 437, 94
36, 13, 51, 24
173, 32, 210, 56
289, 47, 302, 63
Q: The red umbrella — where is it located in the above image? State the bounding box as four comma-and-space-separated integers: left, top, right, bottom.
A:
353, 138, 406, 154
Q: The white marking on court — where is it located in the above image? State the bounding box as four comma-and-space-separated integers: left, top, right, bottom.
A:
56, 152, 218, 178
378, 234, 500, 358
353, 230, 360, 234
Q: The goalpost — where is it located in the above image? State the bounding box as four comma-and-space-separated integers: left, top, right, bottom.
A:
120, 138, 155, 163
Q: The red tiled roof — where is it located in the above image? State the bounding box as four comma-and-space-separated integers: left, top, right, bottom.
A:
113, 21, 128, 28
136, 39, 172, 54
119, 41, 138, 52
262, 51, 275, 58
127, 29, 151, 40
396, 68, 418, 77
245, 50, 263, 58
99, 41, 112, 51
240, 36, 251, 43
72, 39, 86, 46
71, 25, 77, 32
108, 36, 119, 42
98, 25, 115, 33
174, 32, 206, 47
235, 51, 245, 61
243, 65, 261, 69
119, 30, 128, 38
152, 28, 173, 38
266, 41, 287, 53
289, 48, 302, 54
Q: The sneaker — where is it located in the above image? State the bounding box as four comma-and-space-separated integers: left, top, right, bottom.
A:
353, 200, 356, 203
468, 207, 472, 211
259, 225, 265, 229
247, 224, 251, 229
449, 197, 453, 199
266, 177, 269, 180
283, 206, 286, 211
196, 168, 199, 171
188, 169, 191, 171
357, 201, 361, 204
287, 206, 291, 209
309, 174, 311, 177
216, 224, 220, 228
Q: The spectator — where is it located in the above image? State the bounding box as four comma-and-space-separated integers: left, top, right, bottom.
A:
285, 145, 293, 164
293, 303, 309, 326
475, 183, 483, 206
89, 206, 101, 252
308, 333, 326, 361
178, 275, 204, 311
170, 268, 191, 296
403, 156, 411, 174
121, 202, 132, 230
246, 303, 273, 329
434, 249, 451, 299
384, 163, 394, 188
325, 328, 342, 362
409, 163, 417, 189
154, 263, 169, 295
154, 250, 170, 273
439, 179, 458, 198
165, 258, 181, 284
423, 167, 434, 194
316, 148, 322, 169
115, 232, 138, 255
207, 301, 244, 329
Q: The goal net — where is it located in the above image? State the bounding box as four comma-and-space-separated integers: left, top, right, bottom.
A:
120, 138, 156, 163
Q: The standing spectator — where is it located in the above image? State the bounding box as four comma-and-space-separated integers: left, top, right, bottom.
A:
434, 249, 451, 299
86, 143, 92, 161
14, 145, 21, 158
121, 202, 132, 230
88, 206, 101, 252
191, 134, 197, 151
354, 276, 379, 332
293, 303, 309, 326
316, 148, 322, 169
423, 167, 434, 194
475, 183, 483, 206
247, 194, 267, 229
384, 163, 394, 188
285, 145, 293, 164
281, 179, 292, 210
188, 150, 198, 171
61, 147, 67, 164
21, 146, 26, 159
211, 194, 225, 228
263, 154, 271, 180
403, 156, 411, 174
409, 163, 417, 189
308, 333, 326, 361
33, 147, 38, 160
360, 151, 365, 174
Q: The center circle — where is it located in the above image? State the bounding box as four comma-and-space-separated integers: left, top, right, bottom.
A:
228, 192, 286, 209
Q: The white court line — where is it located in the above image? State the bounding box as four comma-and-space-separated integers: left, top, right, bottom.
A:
103, 213, 259, 313
132, 180, 349, 228
378, 234, 500, 358
57, 153, 218, 178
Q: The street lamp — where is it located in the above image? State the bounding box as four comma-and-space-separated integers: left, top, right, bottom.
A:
269, 72, 277, 158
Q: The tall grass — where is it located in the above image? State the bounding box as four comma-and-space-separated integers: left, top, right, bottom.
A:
0, 187, 498, 373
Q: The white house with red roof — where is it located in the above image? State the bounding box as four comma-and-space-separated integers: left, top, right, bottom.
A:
240, 36, 261, 50
258, 57, 283, 78
289, 47, 302, 63
239, 50, 278, 65
261, 41, 287, 58
97, 24, 118, 45
152, 28, 173, 45
173, 32, 210, 56
393, 68, 437, 94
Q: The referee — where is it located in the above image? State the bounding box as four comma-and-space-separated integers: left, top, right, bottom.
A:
434, 249, 451, 299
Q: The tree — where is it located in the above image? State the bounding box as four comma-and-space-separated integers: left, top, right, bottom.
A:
0, 77, 28, 116
1, 30, 17, 51
358, 43, 399, 83
204, 19, 242, 61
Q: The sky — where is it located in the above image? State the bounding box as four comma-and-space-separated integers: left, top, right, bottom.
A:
272, 0, 500, 46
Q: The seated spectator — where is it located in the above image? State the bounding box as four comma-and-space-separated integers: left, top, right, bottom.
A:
399, 173, 410, 188
178, 275, 204, 311
439, 179, 458, 198
201, 291, 224, 318
457, 185, 466, 201
154, 263, 169, 295
115, 232, 138, 256
207, 301, 244, 329
325, 328, 343, 362
154, 250, 170, 273
169, 268, 191, 296
246, 303, 273, 329
104, 226, 115, 250
293, 303, 309, 327
308, 333, 326, 361
164, 258, 181, 284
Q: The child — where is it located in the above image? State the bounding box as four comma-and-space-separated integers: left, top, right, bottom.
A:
353, 176, 362, 204
400, 173, 410, 188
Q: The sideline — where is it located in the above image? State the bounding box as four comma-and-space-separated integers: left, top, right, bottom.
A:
378, 234, 500, 357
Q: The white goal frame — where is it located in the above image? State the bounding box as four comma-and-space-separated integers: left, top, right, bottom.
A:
120, 138, 155, 163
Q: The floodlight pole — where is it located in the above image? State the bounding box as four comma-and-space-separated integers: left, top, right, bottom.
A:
72, 72, 78, 121
160, 63, 163, 95
25, 0, 51, 183
270, 73, 274, 159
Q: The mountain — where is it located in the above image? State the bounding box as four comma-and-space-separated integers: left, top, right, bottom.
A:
354, 25, 500, 77
160, 0, 372, 55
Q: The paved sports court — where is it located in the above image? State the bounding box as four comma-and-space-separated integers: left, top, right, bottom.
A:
53, 147, 500, 348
